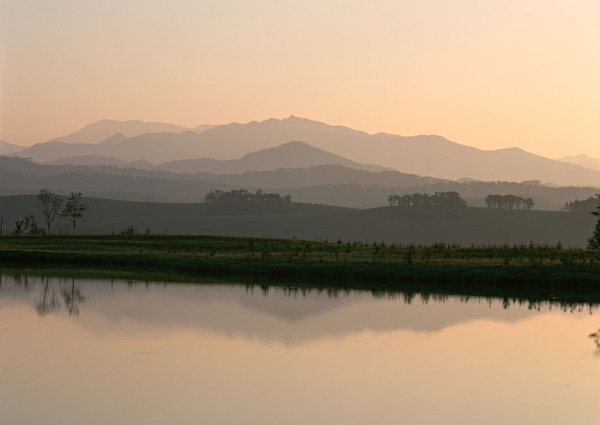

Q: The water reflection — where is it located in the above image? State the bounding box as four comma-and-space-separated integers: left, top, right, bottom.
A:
35, 277, 62, 316
2, 271, 600, 319
61, 277, 86, 316
1, 271, 599, 425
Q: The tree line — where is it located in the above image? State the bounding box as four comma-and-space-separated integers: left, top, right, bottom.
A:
204, 189, 292, 204
10, 189, 89, 236
484, 194, 534, 210
387, 191, 467, 209
563, 196, 598, 213
204, 189, 293, 215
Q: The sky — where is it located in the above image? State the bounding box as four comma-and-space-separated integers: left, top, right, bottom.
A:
1, 0, 599, 158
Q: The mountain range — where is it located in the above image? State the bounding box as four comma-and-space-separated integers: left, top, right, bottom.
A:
8, 116, 600, 187
1, 154, 598, 210
44, 119, 215, 144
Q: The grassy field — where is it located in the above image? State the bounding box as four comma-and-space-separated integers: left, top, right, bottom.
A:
0, 194, 596, 247
1, 234, 600, 304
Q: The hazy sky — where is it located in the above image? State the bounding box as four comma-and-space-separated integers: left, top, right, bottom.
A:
1, 0, 599, 158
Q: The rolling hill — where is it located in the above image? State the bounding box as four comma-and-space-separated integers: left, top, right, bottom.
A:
0, 195, 594, 247
157, 141, 393, 174
1, 155, 598, 209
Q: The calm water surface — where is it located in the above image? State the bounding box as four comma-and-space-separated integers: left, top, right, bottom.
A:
1, 273, 599, 425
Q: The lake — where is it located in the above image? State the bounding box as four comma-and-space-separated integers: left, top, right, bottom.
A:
1, 273, 599, 425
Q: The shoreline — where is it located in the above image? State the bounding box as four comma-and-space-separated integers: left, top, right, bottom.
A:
1, 234, 600, 304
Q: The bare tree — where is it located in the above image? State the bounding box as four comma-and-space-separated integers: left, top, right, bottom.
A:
36, 189, 63, 235
61, 192, 89, 235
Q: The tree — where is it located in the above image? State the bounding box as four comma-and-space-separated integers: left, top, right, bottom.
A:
13, 215, 45, 235
524, 198, 535, 210
61, 192, 89, 235
36, 189, 63, 235
587, 194, 600, 250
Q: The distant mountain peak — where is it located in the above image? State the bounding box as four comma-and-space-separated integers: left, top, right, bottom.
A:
45, 119, 196, 145
0, 139, 25, 155
100, 133, 128, 145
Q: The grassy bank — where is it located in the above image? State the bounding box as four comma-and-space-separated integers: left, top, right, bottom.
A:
1, 234, 600, 303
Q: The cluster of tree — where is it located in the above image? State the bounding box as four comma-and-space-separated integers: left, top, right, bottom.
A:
484, 194, 534, 210
10, 189, 90, 235
563, 196, 598, 213
387, 191, 467, 209
204, 189, 293, 215
204, 189, 292, 204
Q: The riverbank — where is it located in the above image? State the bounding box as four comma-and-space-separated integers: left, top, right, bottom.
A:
1, 234, 600, 303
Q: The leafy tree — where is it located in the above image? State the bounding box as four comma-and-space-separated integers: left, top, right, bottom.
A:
204, 189, 292, 214
61, 192, 89, 235
36, 189, 63, 234
484, 194, 534, 210
13, 215, 45, 235
587, 194, 600, 250
564, 196, 597, 212
387, 192, 467, 209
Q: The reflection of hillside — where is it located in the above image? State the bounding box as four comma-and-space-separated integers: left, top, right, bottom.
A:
2, 274, 595, 346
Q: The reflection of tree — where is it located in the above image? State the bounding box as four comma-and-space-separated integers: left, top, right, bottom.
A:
60, 277, 86, 316
590, 329, 600, 358
35, 277, 61, 316
33, 277, 86, 317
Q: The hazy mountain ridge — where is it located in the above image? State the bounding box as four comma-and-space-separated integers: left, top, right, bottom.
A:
13, 116, 600, 186
1, 155, 598, 209
0, 140, 25, 155
158, 141, 394, 174
557, 154, 600, 172
45, 119, 214, 144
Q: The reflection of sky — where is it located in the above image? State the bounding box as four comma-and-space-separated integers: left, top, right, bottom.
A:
1, 275, 599, 425
0, 275, 580, 344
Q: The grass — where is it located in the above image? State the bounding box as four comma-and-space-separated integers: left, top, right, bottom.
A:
1, 234, 600, 303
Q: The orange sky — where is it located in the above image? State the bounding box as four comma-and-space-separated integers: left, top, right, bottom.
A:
1, 0, 599, 158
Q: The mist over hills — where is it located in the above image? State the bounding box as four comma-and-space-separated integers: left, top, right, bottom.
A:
11, 116, 600, 186
1, 155, 598, 210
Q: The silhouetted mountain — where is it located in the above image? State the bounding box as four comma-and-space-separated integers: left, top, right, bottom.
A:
195, 117, 600, 186
194, 124, 217, 133
44, 119, 214, 144
557, 154, 600, 172
19, 116, 600, 186
18, 133, 203, 164
99, 133, 128, 145
158, 141, 393, 174
0, 140, 24, 155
